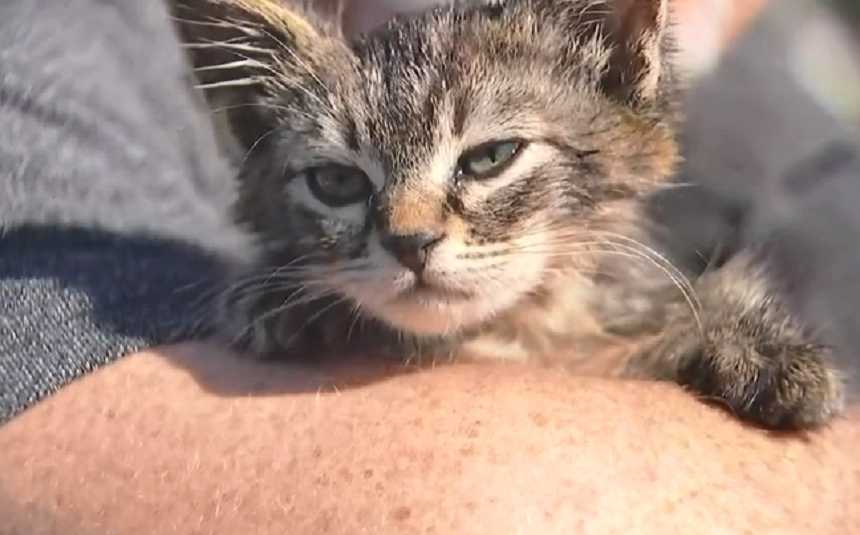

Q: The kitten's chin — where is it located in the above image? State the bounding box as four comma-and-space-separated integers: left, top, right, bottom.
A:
369, 298, 497, 337
341, 253, 548, 337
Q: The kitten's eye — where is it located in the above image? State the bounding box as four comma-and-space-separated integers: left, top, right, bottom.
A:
305, 164, 372, 207
456, 140, 524, 180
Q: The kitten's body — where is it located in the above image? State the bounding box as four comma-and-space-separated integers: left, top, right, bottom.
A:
172, 0, 845, 429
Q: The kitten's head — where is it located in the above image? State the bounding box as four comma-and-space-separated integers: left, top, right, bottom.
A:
177, 0, 681, 336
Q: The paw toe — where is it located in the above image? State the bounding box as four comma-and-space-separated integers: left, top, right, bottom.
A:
737, 347, 845, 429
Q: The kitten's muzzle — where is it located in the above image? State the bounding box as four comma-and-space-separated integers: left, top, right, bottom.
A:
379, 231, 444, 274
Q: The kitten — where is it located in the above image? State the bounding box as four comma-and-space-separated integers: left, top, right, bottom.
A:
171, 0, 845, 429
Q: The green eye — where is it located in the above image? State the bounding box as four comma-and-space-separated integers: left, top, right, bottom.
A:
456, 140, 524, 179
305, 164, 372, 207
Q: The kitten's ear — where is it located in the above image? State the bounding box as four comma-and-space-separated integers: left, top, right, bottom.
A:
171, 0, 339, 149
579, 0, 671, 106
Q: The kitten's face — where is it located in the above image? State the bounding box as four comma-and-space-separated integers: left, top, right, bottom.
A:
209, 0, 679, 336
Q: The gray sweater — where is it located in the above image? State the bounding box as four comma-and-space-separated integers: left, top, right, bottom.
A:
0, 0, 251, 422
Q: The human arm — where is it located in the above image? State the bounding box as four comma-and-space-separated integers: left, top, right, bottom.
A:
2, 344, 857, 534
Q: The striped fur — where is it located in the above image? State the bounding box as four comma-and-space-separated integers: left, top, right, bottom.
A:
172, 0, 845, 430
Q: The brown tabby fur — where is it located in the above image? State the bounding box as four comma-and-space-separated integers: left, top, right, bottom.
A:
170, 0, 845, 429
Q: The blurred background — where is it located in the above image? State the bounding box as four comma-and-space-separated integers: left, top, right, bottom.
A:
328, 0, 860, 381
673, 0, 860, 381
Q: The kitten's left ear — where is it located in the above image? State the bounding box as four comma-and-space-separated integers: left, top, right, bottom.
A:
581, 0, 671, 106
171, 0, 344, 150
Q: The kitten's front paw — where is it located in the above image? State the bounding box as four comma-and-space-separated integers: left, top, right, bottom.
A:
634, 250, 848, 430
678, 333, 845, 429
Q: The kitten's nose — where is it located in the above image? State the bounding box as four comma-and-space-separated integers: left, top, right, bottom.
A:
380, 232, 444, 274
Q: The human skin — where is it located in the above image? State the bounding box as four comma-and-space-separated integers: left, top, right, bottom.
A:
1, 343, 858, 535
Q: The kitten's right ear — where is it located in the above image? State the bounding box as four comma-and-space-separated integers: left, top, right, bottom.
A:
171, 0, 339, 149
570, 0, 672, 107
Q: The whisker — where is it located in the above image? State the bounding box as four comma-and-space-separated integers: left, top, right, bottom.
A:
195, 78, 261, 90
496, 228, 703, 330
345, 302, 365, 343
507, 241, 704, 335
254, 25, 331, 98
194, 58, 267, 73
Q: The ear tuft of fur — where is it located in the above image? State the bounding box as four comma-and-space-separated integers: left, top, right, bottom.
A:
228, 0, 322, 44
170, 0, 341, 150
573, 0, 672, 106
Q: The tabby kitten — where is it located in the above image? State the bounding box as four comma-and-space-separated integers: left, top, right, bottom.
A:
172, 0, 845, 429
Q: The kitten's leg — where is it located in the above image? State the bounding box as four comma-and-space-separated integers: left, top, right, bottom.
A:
626, 248, 845, 429
215, 279, 354, 360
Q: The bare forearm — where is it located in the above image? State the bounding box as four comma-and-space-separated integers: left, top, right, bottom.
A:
2, 344, 856, 534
